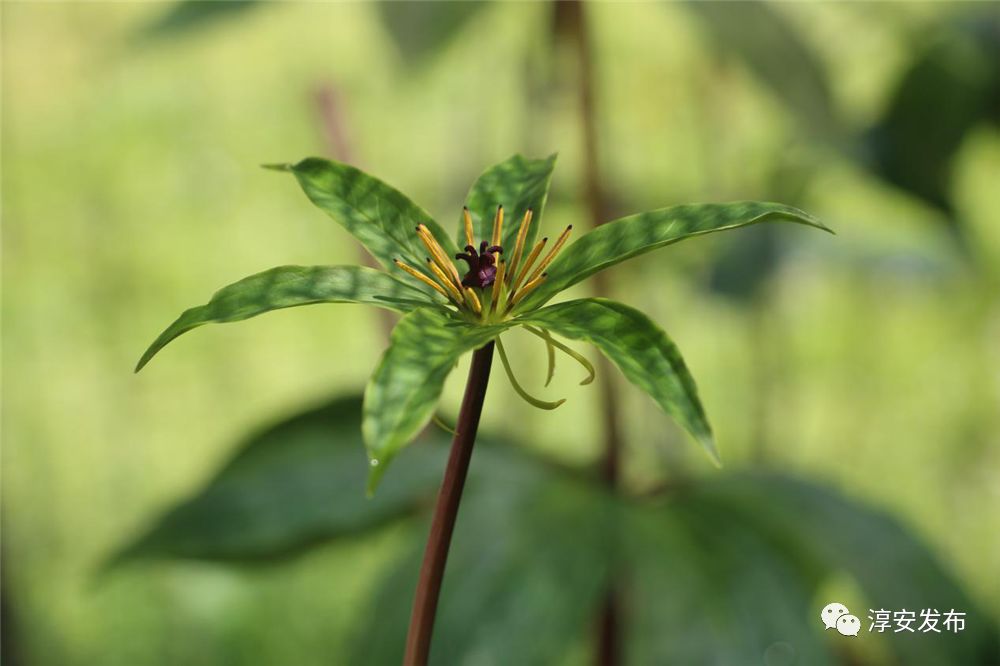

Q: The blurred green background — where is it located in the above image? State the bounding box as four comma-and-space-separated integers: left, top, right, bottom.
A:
3, 2, 999, 665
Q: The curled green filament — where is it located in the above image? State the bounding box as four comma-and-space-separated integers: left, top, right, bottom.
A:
495, 337, 566, 410
431, 414, 458, 436
523, 326, 595, 386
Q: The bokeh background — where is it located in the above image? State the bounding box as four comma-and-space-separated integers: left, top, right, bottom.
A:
3, 2, 999, 665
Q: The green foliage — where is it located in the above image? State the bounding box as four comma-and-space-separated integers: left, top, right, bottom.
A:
377, 1, 489, 64
686, 0, 841, 141
138, 159, 828, 487
135, 266, 436, 371
512, 202, 831, 313
352, 450, 615, 665
866, 14, 1000, 227
691, 475, 1000, 665
458, 153, 557, 252
139, 0, 260, 39
522, 298, 716, 463
276, 158, 459, 287
362, 309, 508, 492
112, 397, 1000, 664
108, 396, 445, 563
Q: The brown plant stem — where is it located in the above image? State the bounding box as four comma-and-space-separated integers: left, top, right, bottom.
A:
555, 1, 622, 663
403, 342, 496, 666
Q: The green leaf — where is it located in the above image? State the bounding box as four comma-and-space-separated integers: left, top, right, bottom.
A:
363, 308, 510, 492
520, 298, 716, 464
349, 445, 616, 665
138, 0, 260, 40
377, 1, 488, 65
106, 395, 448, 564
514, 201, 830, 312
685, 473, 1000, 665
280, 157, 459, 294
866, 23, 1000, 233
136, 265, 433, 372
459, 154, 557, 253
685, 1, 840, 142
626, 499, 832, 666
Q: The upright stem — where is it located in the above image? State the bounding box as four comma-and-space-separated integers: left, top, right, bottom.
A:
404, 342, 496, 666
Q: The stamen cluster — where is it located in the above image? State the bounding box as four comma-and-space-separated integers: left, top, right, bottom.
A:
393, 205, 572, 322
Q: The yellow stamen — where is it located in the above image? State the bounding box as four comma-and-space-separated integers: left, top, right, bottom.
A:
490, 205, 504, 248
426, 258, 464, 305
509, 272, 547, 310
505, 209, 534, 285
417, 224, 463, 289
525, 225, 572, 285
491, 259, 506, 310
393, 259, 448, 298
510, 237, 547, 294
462, 207, 475, 248
464, 287, 482, 314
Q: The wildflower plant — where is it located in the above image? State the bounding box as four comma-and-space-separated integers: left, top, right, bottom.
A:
136, 154, 829, 664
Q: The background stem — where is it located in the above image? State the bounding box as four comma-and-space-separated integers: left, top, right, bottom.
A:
555, 1, 623, 663
403, 342, 496, 666
313, 83, 397, 339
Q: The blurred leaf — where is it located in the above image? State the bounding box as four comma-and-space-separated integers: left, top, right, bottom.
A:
521, 298, 716, 464
377, 1, 489, 64
111, 396, 997, 664
140, 0, 260, 39
458, 154, 558, 254
685, 1, 840, 141
363, 309, 510, 493
279, 158, 459, 292
135, 265, 436, 372
109, 396, 447, 564
866, 15, 1000, 230
706, 225, 783, 303
350, 445, 616, 665
514, 202, 830, 312
686, 473, 1000, 665
626, 500, 832, 665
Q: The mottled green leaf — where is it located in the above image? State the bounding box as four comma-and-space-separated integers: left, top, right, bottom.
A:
276, 158, 458, 295
514, 202, 830, 312
136, 265, 432, 372
521, 298, 716, 463
459, 154, 557, 253
107, 396, 447, 564
363, 308, 510, 492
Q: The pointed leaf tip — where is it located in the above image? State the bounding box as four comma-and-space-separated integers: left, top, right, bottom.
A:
365, 458, 385, 499
514, 201, 831, 312
261, 162, 293, 172
134, 266, 431, 372
701, 434, 722, 468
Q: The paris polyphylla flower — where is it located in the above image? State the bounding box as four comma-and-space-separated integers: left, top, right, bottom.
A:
136, 154, 830, 491
391, 205, 573, 327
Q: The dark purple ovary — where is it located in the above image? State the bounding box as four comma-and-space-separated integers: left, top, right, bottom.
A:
456, 241, 502, 288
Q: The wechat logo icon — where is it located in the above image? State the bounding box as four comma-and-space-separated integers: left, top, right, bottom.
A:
822, 602, 861, 637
